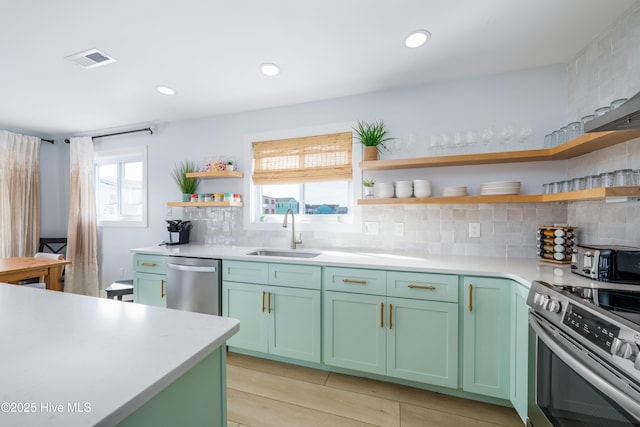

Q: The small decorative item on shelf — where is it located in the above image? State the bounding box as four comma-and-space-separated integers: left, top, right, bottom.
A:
537, 225, 576, 264
227, 161, 236, 171
214, 159, 226, 171
362, 179, 375, 198
171, 160, 200, 201
353, 120, 395, 161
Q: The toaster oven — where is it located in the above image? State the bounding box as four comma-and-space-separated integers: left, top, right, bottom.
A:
571, 244, 640, 284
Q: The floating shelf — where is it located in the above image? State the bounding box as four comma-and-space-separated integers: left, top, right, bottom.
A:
167, 201, 243, 207
357, 186, 640, 205
359, 130, 640, 171
185, 170, 243, 179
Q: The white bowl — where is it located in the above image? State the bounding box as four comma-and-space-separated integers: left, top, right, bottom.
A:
414, 187, 432, 198
396, 187, 413, 198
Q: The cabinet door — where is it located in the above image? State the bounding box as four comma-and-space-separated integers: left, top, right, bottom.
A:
134, 272, 167, 307
269, 287, 321, 362
222, 281, 268, 353
387, 297, 458, 388
462, 276, 510, 399
323, 291, 386, 375
510, 282, 530, 423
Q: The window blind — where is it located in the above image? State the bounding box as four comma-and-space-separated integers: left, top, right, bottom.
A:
252, 131, 353, 185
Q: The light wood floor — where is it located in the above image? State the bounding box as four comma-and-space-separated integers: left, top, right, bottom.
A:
226, 352, 523, 427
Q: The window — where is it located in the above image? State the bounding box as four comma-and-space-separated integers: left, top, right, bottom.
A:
249, 131, 357, 228
94, 146, 147, 227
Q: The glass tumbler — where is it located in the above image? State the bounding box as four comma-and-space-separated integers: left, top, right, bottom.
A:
580, 115, 594, 133
567, 122, 581, 140
610, 98, 628, 110
634, 170, 640, 186
594, 106, 611, 117
571, 177, 585, 191
600, 172, 614, 187
585, 174, 601, 189
613, 169, 633, 186
551, 130, 561, 146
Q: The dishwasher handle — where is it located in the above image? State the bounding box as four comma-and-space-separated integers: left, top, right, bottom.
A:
167, 263, 218, 273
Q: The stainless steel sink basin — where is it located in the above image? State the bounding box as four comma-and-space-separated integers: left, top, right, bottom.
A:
246, 249, 321, 258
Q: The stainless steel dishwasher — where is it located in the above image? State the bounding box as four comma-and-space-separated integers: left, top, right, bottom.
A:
165, 256, 221, 315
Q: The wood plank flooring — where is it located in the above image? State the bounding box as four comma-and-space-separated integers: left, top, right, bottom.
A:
226, 352, 523, 427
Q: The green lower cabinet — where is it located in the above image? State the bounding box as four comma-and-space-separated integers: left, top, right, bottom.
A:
133, 272, 167, 307
462, 276, 511, 399
223, 281, 269, 353
510, 282, 530, 423
323, 291, 386, 375
223, 281, 321, 363
387, 297, 458, 388
324, 291, 458, 388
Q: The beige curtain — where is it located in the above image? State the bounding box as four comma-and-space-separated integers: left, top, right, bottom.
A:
65, 136, 99, 296
0, 130, 41, 258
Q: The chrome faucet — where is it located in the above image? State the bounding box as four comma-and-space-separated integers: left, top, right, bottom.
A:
282, 208, 302, 249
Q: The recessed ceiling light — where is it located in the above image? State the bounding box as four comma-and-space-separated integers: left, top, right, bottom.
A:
157, 86, 176, 95
260, 63, 280, 76
404, 30, 431, 48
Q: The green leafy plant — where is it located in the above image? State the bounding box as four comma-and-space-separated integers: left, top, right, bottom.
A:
362, 179, 376, 187
353, 120, 395, 153
171, 160, 200, 194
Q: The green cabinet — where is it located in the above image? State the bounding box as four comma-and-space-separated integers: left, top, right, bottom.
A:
323, 267, 458, 388
462, 276, 511, 399
510, 282, 530, 423
222, 260, 321, 363
133, 254, 167, 307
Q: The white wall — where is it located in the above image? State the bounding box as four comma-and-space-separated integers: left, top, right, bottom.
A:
74, 64, 564, 288
565, 0, 640, 247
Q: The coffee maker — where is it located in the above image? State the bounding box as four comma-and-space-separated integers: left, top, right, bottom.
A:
163, 220, 192, 245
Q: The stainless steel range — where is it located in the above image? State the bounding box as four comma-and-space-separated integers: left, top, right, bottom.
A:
527, 280, 640, 426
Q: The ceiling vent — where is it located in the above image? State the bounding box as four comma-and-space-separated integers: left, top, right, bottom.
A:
65, 48, 117, 69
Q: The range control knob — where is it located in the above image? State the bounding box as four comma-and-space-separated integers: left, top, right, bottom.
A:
612, 338, 639, 361
547, 299, 562, 313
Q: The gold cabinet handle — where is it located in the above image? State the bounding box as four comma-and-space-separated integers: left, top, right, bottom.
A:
262, 291, 266, 313
389, 304, 393, 330
407, 284, 436, 290
268, 291, 272, 313
161, 279, 165, 298
380, 302, 384, 328
141, 262, 157, 267
468, 284, 473, 312
342, 279, 367, 284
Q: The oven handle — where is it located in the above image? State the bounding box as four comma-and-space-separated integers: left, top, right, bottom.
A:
529, 313, 640, 421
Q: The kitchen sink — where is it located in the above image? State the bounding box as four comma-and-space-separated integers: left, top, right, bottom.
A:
246, 249, 321, 258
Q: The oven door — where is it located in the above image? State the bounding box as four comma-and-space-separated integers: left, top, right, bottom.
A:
528, 312, 640, 426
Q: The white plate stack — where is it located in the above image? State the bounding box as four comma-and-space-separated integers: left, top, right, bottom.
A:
375, 182, 395, 198
441, 186, 467, 197
413, 180, 432, 198
479, 181, 521, 196
395, 181, 413, 198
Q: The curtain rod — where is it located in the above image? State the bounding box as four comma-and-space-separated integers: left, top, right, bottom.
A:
64, 127, 153, 144
43, 138, 55, 144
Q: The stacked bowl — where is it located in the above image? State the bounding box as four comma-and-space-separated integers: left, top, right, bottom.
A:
375, 182, 395, 198
395, 181, 413, 198
413, 180, 432, 198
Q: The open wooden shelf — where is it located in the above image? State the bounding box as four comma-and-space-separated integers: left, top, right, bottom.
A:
357, 186, 640, 205
167, 201, 243, 207
185, 170, 243, 179
359, 130, 640, 171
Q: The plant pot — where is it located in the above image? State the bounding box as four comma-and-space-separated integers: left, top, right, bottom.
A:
363, 187, 375, 199
363, 146, 379, 161
182, 193, 191, 202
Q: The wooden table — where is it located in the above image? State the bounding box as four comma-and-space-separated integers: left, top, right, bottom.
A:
0, 257, 71, 291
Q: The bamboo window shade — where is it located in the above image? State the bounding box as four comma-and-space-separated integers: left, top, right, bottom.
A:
252, 131, 353, 185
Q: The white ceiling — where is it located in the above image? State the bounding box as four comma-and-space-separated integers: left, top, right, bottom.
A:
0, 0, 635, 137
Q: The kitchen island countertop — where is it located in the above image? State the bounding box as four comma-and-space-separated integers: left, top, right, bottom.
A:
0, 283, 239, 426
131, 244, 597, 289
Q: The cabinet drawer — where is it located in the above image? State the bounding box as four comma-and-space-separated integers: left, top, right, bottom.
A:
269, 263, 321, 290
387, 271, 458, 302
133, 254, 166, 274
223, 260, 269, 284
324, 267, 386, 295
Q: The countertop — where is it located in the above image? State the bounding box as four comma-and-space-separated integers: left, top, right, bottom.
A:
131, 244, 599, 289
0, 284, 239, 426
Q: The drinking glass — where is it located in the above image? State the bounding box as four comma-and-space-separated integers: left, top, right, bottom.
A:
481, 126, 495, 152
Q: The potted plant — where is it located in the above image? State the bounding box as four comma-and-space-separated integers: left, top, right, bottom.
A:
362, 178, 375, 199
171, 160, 200, 201
353, 120, 395, 161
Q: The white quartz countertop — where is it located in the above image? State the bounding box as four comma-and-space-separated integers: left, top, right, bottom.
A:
131, 244, 598, 289
0, 284, 239, 427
